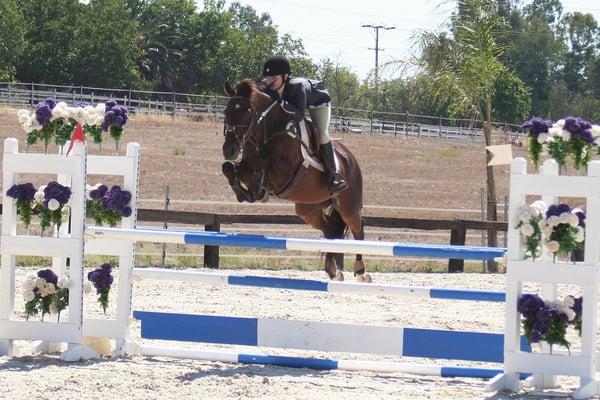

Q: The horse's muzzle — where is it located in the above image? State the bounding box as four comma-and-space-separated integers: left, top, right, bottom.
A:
222, 141, 240, 161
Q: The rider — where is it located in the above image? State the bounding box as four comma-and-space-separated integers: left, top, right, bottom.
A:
260, 55, 348, 196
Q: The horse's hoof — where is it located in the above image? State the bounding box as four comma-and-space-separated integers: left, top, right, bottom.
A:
235, 192, 247, 202
356, 274, 372, 283
222, 161, 235, 176
331, 271, 344, 281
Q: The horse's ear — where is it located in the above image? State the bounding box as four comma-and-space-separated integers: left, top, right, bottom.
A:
224, 81, 236, 97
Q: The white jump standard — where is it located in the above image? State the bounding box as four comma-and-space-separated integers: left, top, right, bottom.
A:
5, 137, 600, 398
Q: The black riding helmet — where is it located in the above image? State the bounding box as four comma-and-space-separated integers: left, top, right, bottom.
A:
262, 55, 291, 76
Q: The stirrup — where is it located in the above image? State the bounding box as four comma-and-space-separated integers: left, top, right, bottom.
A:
329, 177, 348, 196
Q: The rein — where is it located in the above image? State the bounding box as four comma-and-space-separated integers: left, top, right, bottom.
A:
224, 99, 283, 157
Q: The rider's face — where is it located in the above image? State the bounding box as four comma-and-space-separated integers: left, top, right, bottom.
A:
262, 74, 285, 91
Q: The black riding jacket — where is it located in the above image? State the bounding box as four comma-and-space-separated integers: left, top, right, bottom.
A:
273, 77, 332, 122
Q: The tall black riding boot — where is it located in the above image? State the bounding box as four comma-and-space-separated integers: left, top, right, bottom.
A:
320, 141, 348, 196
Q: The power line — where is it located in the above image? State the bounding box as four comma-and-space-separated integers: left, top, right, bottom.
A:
361, 24, 396, 82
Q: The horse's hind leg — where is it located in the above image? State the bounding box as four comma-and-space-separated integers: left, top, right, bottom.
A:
339, 209, 371, 283
350, 219, 371, 283
295, 203, 344, 281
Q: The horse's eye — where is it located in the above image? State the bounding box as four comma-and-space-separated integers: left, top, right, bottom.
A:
235, 103, 240, 110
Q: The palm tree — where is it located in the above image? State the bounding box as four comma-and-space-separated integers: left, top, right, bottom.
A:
135, 18, 183, 92
418, 0, 506, 272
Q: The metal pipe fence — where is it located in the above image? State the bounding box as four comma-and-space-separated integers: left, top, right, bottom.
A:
0, 81, 523, 142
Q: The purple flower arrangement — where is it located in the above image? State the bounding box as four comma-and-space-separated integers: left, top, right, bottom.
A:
521, 116, 600, 170
6, 183, 36, 227
102, 100, 129, 153
521, 117, 552, 168
22, 269, 70, 321
87, 263, 114, 314
541, 203, 585, 260
86, 183, 133, 226
30, 98, 58, 152
518, 293, 582, 352
5, 181, 72, 235
36, 181, 72, 234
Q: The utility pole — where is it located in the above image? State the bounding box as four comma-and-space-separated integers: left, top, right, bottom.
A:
361, 24, 395, 82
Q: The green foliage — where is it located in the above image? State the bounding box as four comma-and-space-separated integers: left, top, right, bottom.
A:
3, 0, 599, 125
0, 0, 26, 80
317, 59, 360, 109
16, 0, 85, 84
492, 69, 531, 124
72, 0, 145, 88
418, 0, 505, 130
173, 144, 186, 155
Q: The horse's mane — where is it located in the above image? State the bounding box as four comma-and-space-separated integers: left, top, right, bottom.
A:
234, 79, 270, 110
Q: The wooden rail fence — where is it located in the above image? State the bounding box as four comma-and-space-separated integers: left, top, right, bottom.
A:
0, 205, 508, 272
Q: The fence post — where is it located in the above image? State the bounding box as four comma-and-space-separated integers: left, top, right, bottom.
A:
480, 187, 487, 272
214, 95, 219, 117
204, 216, 220, 269
160, 185, 170, 266
448, 223, 466, 273
129, 89, 133, 109
405, 111, 409, 136
31, 83, 34, 106
369, 110, 373, 134
80, 85, 83, 101
438, 116, 442, 138
172, 91, 176, 119
503, 195, 508, 248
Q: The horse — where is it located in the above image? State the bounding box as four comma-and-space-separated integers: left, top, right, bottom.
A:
221, 79, 370, 282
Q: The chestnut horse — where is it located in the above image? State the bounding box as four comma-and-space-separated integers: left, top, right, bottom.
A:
221, 79, 369, 282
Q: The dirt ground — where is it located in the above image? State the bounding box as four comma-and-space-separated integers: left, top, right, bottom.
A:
0, 269, 585, 400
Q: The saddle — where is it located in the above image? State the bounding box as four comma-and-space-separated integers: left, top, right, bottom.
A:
289, 118, 325, 173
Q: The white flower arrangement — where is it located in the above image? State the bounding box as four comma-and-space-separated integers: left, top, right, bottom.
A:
513, 200, 547, 260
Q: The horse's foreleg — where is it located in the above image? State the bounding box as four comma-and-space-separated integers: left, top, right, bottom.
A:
222, 161, 255, 203
248, 158, 268, 202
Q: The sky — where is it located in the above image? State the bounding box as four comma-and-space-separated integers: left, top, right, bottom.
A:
217, 0, 600, 80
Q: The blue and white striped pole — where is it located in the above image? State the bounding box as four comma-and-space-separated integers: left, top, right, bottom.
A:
140, 345, 525, 379
87, 227, 506, 260
133, 311, 530, 362
132, 268, 506, 302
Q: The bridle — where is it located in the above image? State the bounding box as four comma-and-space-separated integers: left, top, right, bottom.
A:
223, 97, 282, 157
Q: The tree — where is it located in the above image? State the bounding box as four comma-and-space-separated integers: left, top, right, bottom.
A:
418, 0, 508, 272
72, 0, 145, 89
561, 12, 598, 95
504, 2, 565, 116
492, 68, 531, 124
15, 0, 85, 84
133, 0, 195, 92
0, 0, 26, 81
277, 33, 317, 77
317, 59, 360, 110
188, 0, 278, 94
